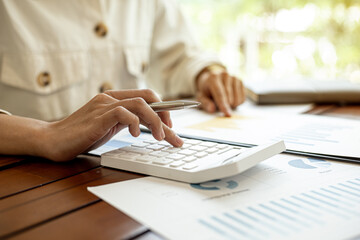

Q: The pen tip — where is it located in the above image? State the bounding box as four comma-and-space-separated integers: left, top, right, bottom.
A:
183, 100, 201, 107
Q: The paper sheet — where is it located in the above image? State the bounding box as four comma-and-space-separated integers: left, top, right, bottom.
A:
88, 154, 360, 240
235, 101, 313, 114
170, 109, 360, 160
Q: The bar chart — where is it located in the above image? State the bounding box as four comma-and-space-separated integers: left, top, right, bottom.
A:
274, 123, 347, 147
198, 178, 360, 240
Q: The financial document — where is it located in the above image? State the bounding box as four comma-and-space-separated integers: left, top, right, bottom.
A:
88, 154, 360, 240
170, 109, 360, 160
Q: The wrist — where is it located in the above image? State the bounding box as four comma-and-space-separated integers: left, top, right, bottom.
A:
23, 118, 54, 159
196, 64, 226, 89
203, 64, 226, 74
38, 120, 68, 161
35, 121, 57, 160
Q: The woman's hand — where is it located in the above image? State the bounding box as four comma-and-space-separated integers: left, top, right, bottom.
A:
196, 68, 245, 117
46, 89, 183, 161
0, 89, 183, 162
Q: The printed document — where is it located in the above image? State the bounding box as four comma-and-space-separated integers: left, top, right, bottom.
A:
88, 154, 360, 240
170, 109, 360, 160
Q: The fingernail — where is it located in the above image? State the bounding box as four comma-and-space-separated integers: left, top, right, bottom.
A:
175, 135, 183, 146
226, 107, 232, 117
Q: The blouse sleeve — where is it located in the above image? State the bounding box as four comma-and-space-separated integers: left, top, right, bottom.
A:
147, 0, 221, 98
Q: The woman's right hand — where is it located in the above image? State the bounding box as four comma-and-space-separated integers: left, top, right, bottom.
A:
42, 89, 183, 161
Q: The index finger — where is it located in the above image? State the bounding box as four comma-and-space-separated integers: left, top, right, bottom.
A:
105, 89, 172, 127
162, 123, 183, 147
114, 98, 165, 141
209, 75, 232, 117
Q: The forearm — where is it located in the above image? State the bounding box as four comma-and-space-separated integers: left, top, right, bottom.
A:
0, 114, 49, 157
0, 90, 183, 162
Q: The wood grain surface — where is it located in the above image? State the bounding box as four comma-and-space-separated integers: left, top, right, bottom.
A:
1, 104, 359, 240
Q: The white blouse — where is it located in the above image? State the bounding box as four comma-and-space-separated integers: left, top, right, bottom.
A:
0, 0, 219, 121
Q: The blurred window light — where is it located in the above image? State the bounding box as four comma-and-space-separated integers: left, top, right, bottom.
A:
318, 38, 337, 66
275, 5, 316, 32
293, 36, 316, 60
179, 0, 360, 81
347, 6, 360, 30
198, 9, 213, 24
272, 49, 297, 73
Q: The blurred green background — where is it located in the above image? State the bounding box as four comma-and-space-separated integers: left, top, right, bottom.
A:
179, 0, 360, 82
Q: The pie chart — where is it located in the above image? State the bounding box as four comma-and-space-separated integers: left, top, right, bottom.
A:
288, 158, 331, 169
190, 179, 239, 190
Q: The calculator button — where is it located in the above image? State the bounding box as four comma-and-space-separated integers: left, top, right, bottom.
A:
183, 156, 197, 162
183, 163, 198, 170
178, 149, 197, 156
131, 142, 149, 148
152, 159, 173, 165
205, 148, 219, 154
164, 148, 181, 153
218, 148, 232, 154
195, 152, 208, 158
216, 144, 229, 149
180, 143, 192, 149
146, 144, 165, 150
200, 142, 217, 147
121, 146, 153, 155
232, 147, 243, 150
116, 151, 141, 159
190, 145, 207, 151
184, 139, 201, 145
136, 156, 157, 162
158, 141, 171, 146
170, 161, 185, 167
218, 149, 243, 159
167, 153, 186, 160
149, 151, 169, 157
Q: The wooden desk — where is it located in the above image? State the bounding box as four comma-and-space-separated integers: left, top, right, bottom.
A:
1, 104, 359, 240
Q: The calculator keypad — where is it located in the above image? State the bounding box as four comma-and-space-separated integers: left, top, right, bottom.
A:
104, 138, 244, 171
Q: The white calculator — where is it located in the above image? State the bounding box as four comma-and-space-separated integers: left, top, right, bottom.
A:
101, 134, 285, 183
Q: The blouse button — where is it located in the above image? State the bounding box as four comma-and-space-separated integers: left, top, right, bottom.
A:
99, 82, 113, 93
94, 22, 108, 37
37, 72, 51, 87
142, 62, 148, 73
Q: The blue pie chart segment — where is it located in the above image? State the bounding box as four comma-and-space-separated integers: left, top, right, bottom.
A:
288, 158, 331, 169
190, 180, 239, 190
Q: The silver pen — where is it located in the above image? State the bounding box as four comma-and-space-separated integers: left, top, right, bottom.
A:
149, 100, 200, 112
